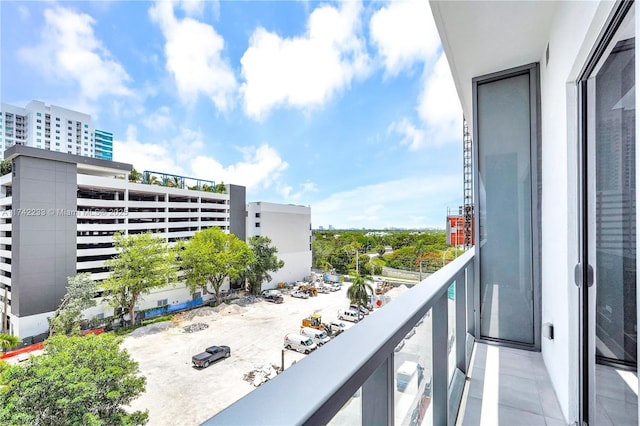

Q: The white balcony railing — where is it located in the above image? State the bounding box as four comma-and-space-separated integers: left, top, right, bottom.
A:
204, 247, 475, 425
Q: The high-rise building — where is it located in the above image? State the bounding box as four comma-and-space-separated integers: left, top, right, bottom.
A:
0, 100, 112, 160
94, 129, 114, 161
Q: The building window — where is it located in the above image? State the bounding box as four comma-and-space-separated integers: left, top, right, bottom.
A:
55, 137, 60, 140
56, 123, 60, 127
157, 299, 168, 307
255, 222, 260, 227
84, 124, 88, 128
36, 126, 41, 130
36, 119, 41, 123
255, 213, 261, 218
36, 112, 41, 117
55, 117, 60, 121
36, 132, 41, 136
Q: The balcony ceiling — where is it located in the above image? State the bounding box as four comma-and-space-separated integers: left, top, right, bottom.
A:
430, 1, 558, 126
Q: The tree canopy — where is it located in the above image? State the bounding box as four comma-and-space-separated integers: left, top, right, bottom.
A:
49, 273, 97, 337
245, 236, 284, 295
0, 333, 19, 350
0, 334, 148, 426
104, 232, 176, 325
179, 227, 255, 303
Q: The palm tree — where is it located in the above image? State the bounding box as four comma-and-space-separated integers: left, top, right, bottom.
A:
128, 168, 142, 183
347, 273, 374, 321
0, 333, 20, 351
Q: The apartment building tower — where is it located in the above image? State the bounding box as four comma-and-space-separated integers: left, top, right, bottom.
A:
0, 100, 113, 160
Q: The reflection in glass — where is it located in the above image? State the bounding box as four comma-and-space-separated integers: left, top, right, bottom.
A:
394, 310, 432, 426
448, 282, 456, 381
594, 37, 636, 368
477, 71, 535, 345
327, 387, 362, 425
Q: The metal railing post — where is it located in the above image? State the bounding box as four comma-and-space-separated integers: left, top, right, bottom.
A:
433, 291, 449, 426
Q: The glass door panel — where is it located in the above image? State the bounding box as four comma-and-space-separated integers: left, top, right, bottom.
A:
583, 4, 637, 424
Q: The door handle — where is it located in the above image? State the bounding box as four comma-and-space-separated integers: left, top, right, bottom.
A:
574, 263, 594, 287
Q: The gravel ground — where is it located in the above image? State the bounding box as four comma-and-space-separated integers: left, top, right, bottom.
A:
121, 285, 408, 426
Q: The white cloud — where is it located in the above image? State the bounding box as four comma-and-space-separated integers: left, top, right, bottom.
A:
311, 175, 460, 229
114, 127, 288, 193
388, 53, 461, 148
142, 106, 175, 130
113, 125, 185, 175
149, 1, 237, 110
388, 118, 426, 151
369, 0, 440, 76
191, 144, 289, 190
240, 1, 370, 119
417, 53, 462, 144
18, 6, 132, 100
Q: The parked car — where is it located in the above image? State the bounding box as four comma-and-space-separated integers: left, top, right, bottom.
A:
349, 304, 370, 315
300, 327, 331, 346
291, 290, 309, 299
263, 293, 284, 303
338, 309, 363, 323
192, 345, 231, 369
284, 333, 317, 354
317, 285, 331, 294
330, 283, 341, 292
327, 321, 347, 335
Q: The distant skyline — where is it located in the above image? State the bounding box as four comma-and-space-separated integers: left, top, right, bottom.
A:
1, 0, 463, 229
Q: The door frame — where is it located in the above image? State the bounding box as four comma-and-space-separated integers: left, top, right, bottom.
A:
576, 1, 636, 424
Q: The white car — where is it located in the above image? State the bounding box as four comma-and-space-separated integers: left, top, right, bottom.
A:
330, 283, 341, 292
291, 290, 309, 299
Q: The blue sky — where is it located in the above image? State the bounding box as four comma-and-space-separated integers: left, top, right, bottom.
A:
1, 0, 462, 229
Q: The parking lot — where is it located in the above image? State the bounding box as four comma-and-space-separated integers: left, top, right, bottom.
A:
121, 284, 406, 425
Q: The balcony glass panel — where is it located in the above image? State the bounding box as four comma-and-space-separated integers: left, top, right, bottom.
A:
327, 388, 362, 425
448, 281, 456, 381
394, 309, 432, 426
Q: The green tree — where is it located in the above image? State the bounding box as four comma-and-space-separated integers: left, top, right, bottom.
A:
0, 334, 148, 426
215, 181, 227, 193
49, 273, 97, 337
142, 172, 160, 185
246, 236, 284, 295
347, 273, 374, 318
129, 168, 142, 183
0, 333, 19, 350
0, 160, 11, 176
179, 227, 255, 304
104, 232, 176, 325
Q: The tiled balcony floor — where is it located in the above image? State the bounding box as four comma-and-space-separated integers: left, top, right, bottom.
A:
455, 343, 566, 425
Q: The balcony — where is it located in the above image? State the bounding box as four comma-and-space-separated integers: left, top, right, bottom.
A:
203, 248, 564, 425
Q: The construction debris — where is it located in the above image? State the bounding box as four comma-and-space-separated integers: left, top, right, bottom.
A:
243, 364, 280, 387
183, 323, 209, 333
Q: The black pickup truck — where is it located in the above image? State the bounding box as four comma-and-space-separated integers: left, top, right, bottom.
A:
192, 345, 231, 369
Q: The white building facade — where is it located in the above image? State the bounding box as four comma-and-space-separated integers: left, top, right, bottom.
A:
431, 1, 639, 423
0, 146, 246, 339
247, 202, 312, 288
0, 100, 113, 160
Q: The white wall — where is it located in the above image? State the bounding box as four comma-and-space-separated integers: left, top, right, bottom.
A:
247, 202, 312, 289
11, 311, 53, 339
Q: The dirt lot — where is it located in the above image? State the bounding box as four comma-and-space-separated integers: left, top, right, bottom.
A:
121, 285, 406, 426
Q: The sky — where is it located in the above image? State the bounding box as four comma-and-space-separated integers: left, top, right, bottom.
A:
0, 0, 463, 230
